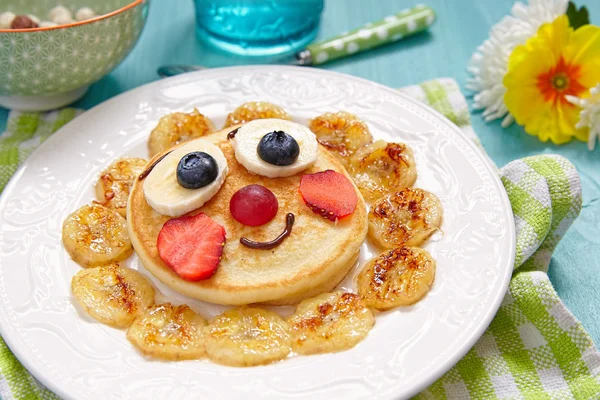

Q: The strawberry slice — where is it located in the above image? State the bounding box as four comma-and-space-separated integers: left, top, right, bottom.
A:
157, 213, 226, 281
299, 170, 358, 221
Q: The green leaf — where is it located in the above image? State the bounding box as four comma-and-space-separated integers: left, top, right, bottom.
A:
566, 1, 590, 29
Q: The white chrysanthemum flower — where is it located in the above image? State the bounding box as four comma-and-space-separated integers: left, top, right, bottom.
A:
566, 84, 600, 151
466, 0, 568, 127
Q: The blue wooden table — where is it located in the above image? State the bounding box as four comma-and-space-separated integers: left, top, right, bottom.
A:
1, 0, 599, 344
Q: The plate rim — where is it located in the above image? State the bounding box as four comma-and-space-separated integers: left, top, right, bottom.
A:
0, 65, 516, 400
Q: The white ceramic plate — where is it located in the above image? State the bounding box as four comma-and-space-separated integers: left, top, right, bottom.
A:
0, 66, 515, 400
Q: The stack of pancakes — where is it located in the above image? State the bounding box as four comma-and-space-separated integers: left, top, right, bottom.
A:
127, 127, 368, 306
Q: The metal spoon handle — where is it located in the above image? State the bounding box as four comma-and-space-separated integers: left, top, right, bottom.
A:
157, 64, 206, 78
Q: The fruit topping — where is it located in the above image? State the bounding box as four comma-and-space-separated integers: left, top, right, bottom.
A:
299, 170, 358, 221
204, 307, 291, 367
240, 213, 294, 250
368, 188, 443, 249
357, 247, 436, 310
157, 213, 226, 281
230, 184, 278, 226
71, 263, 155, 328
223, 101, 291, 128
147, 108, 215, 157
143, 139, 228, 217
127, 303, 207, 360
176, 151, 219, 189
308, 111, 373, 169
62, 204, 132, 267
95, 157, 147, 217
257, 131, 300, 166
231, 119, 318, 178
349, 140, 417, 202
287, 291, 374, 355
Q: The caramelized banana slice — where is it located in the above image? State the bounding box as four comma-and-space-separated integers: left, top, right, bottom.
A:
71, 263, 155, 328
127, 303, 207, 360
358, 247, 436, 310
223, 101, 290, 128
62, 204, 133, 267
288, 291, 374, 355
95, 157, 147, 217
350, 140, 417, 202
308, 111, 373, 167
148, 108, 215, 157
204, 307, 291, 367
368, 188, 443, 249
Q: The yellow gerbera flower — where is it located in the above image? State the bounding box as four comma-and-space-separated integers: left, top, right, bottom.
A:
503, 15, 600, 144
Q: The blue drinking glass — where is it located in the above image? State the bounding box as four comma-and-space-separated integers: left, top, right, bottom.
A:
193, 0, 325, 56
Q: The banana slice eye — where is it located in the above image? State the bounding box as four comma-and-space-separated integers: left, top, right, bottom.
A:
230, 119, 318, 178
143, 139, 228, 217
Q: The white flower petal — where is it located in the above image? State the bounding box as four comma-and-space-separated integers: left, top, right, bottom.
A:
467, 0, 568, 125
567, 84, 600, 151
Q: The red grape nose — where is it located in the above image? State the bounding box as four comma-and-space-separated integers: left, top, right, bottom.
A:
229, 184, 279, 227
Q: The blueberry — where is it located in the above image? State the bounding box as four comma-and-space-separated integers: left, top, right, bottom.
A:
176, 152, 218, 189
257, 131, 300, 166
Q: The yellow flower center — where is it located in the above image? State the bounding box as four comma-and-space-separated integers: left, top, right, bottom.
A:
503, 15, 600, 144
536, 57, 585, 105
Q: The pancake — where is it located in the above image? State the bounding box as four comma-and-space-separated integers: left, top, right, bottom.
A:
127, 127, 368, 306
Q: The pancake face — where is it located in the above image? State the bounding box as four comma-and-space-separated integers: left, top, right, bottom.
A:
128, 127, 368, 306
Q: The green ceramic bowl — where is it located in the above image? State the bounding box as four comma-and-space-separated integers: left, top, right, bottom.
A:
0, 0, 148, 111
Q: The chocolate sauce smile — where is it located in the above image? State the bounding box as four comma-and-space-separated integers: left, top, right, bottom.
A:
138, 150, 173, 181
240, 213, 295, 250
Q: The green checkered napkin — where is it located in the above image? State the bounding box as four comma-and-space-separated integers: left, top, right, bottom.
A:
1, 79, 599, 400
